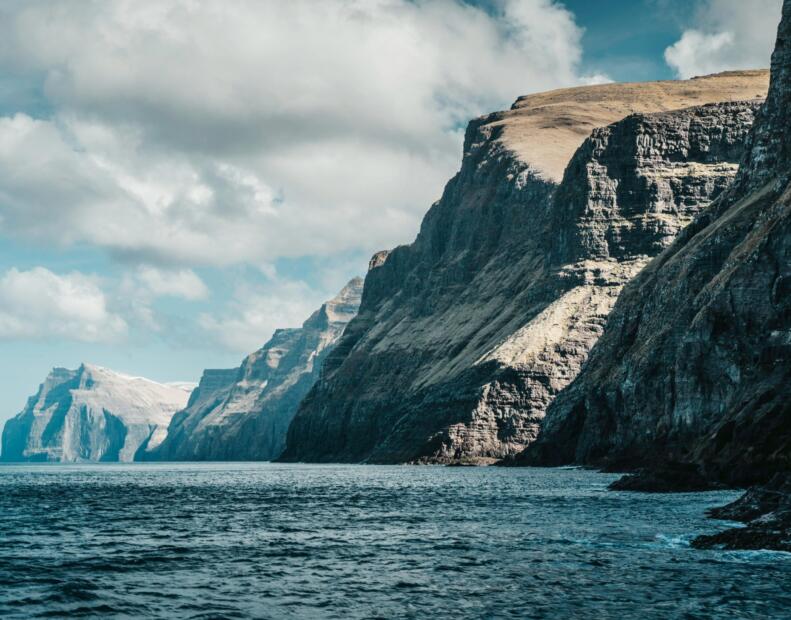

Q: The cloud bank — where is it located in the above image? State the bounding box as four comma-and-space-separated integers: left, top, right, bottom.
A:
199, 277, 321, 352
0, 267, 127, 343
0, 0, 598, 269
665, 0, 782, 78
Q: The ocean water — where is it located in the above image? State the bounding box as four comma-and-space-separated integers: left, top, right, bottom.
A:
0, 464, 789, 619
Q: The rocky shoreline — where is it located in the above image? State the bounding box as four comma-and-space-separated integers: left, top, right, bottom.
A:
692, 474, 791, 552
604, 467, 791, 552
607, 463, 727, 493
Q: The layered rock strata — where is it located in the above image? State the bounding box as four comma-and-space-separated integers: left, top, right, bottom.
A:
149, 278, 363, 461
281, 72, 767, 464
1, 364, 192, 462
515, 2, 791, 492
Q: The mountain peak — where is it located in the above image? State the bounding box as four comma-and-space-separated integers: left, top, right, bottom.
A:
3, 365, 192, 462
148, 276, 363, 462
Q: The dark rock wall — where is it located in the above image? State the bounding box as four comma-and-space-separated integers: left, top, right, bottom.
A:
516, 1, 791, 486
281, 100, 760, 464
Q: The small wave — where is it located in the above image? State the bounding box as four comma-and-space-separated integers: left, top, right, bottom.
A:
718, 549, 791, 562
3, 463, 790, 620
653, 533, 693, 549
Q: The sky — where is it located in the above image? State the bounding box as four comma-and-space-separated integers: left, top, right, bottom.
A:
0, 0, 783, 425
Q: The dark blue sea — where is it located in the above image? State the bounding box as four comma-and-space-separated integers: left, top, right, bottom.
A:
0, 463, 789, 619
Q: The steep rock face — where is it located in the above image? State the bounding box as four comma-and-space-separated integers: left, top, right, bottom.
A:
281, 72, 767, 464
516, 2, 791, 487
0, 364, 192, 462
150, 278, 363, 461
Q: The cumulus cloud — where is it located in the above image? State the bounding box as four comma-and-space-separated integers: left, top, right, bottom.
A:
0, 113, 294, 265
665, 0, 782, 79
198, 277, 322, 352
134, 267, 208, 301
0, 0, 598, 268
115, 265, 209, 333
0, 267, 127, 342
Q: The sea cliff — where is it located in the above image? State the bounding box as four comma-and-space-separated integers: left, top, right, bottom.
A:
281, 72, 767, 464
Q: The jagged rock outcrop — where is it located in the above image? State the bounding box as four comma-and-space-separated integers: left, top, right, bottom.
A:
515, 1, 791, 491
691, 473, 791, 550
608, 464, 725, 493
281, 72, 767, 464
149, 278, 363, 461
0, 364, 192, 462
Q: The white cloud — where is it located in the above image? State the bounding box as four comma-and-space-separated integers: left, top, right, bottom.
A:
134, 267, 208, 301
0, 0, 597, 268
199, 277, 322, 352
579, 74, 613, 86
114, 266, 209, 333
665, 0, 782, 79
0, 267, 127, 342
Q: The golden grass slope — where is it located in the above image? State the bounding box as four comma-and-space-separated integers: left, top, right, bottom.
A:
489, 70, 770, 182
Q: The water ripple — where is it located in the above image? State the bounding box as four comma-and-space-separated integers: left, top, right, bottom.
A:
0, 463, 788, 619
